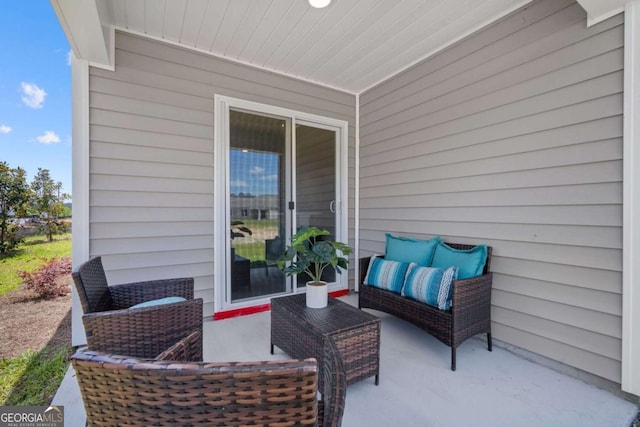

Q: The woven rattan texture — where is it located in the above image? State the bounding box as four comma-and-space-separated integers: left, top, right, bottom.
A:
72, 348, 320, 426
319, 339, 346, 427
271, 294, 380, 391
72, 256, 203, 359
155, 329, 203, 361
359, 242, 493, 371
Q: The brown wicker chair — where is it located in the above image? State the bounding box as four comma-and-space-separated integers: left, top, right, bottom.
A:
71, 330, 346, 427
72, 256, 203, 359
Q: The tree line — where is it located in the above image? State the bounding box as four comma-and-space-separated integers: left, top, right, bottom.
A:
0, 161, 71, 253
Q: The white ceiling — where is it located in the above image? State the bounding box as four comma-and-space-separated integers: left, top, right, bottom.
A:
93, 0, 535, 94
54, 0, 620, 94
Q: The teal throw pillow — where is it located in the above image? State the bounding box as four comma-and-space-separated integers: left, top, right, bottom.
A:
385, 234, 441, 266
431, 242, 487, 279
363, 256, 410, 294
130, 296, 186, 309
401, 264, 458, 310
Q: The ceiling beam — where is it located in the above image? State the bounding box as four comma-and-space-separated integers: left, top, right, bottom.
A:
576, 0, 627, 25
49, 0, 113, 69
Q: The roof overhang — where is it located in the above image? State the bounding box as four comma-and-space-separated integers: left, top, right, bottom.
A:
576, 0, 628, 25
50, 0, 538, 94
49, 0, 626, 92
50, 0, 114, 70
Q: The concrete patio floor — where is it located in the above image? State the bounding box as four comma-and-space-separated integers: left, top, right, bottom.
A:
54, 293, 638, 426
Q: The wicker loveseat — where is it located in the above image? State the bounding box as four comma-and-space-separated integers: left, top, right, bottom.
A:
72, 330, 346, 427
359, 242, 493, 371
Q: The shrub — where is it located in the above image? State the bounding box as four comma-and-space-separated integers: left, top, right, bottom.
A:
36, 220, 70, 241
19, 257, 71, 299
0, 224, 23, 254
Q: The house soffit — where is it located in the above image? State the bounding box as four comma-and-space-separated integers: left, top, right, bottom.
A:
59, 0, 550, 95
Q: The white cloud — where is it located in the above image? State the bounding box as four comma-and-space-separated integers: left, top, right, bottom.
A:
0, 125, 11, 134
250, 166, 264, 176
66, 49, 73, 66
260, 174, 278, 181
21, 82, 47, 109
36, 131, 61, 144
230, 180, 248, 188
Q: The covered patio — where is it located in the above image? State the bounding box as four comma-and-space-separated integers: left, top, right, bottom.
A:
51, 0, 640, 422
54, 294, 637, 426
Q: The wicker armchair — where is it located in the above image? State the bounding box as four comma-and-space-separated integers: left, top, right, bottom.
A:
72, 256, 203, 359
71, 330, 346, 427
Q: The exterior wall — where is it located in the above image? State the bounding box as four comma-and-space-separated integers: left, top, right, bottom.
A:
89, 31, 355, 316
359, 0, 624, 383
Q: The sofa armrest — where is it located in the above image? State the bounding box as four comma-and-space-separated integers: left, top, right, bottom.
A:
451, 272, 492, 306
451, 273, 493, 335
109, 277, 195, 308
359, 257, 373, 285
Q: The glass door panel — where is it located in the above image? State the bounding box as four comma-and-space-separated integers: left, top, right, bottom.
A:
294, 123, 337, 288
229, 109, 288, 302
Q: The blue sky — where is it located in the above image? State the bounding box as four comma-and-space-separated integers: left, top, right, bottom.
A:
0, 2, 71, 196
230, 149, 279, 196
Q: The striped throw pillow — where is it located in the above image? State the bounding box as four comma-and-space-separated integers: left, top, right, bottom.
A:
401, 264, 459, 310
363, 256, 410, 294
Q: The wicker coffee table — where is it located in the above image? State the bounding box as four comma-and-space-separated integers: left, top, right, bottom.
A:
271, 293, 381, 390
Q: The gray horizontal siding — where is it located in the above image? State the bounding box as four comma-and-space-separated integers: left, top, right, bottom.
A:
359, 0, 623, 383
90, 31, 355, 316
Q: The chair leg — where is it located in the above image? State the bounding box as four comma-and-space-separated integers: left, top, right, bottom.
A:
451, 347, 456, 371
487, 332, 493, 351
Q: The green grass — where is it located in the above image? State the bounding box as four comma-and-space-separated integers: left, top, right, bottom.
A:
0, 233, 73, 406
0, 233, 71, 297
235, 218, 277, 229
234, 242, 266, 262
0, 346, 71, 406
232, 218, 278, 262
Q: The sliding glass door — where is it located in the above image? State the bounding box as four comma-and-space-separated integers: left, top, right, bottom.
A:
228, 109, 289, 301
215, 96, 348, 312
294, 123, 338, 288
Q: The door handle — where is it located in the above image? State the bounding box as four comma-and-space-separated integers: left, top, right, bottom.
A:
330, 200, 336, 213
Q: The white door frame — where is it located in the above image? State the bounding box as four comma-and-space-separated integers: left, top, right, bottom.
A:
622, 0, 640, 396
213, 95, 349, 314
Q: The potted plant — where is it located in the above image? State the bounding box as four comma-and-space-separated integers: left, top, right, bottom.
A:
275, 226, 352, 308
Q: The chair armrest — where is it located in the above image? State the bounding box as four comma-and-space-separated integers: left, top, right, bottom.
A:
319, 340, 346, 427
82, 298, 203, 359
109, 277, 194, 308
155, 329, 203, 362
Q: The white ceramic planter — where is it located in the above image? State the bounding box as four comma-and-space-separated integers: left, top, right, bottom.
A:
306, 281, 328, 308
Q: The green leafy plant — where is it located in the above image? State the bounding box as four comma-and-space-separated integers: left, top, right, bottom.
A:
0, 224, 22, 254
0, 162, 31, 254
274, 227, 351, 285
30, 168, 70, 242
